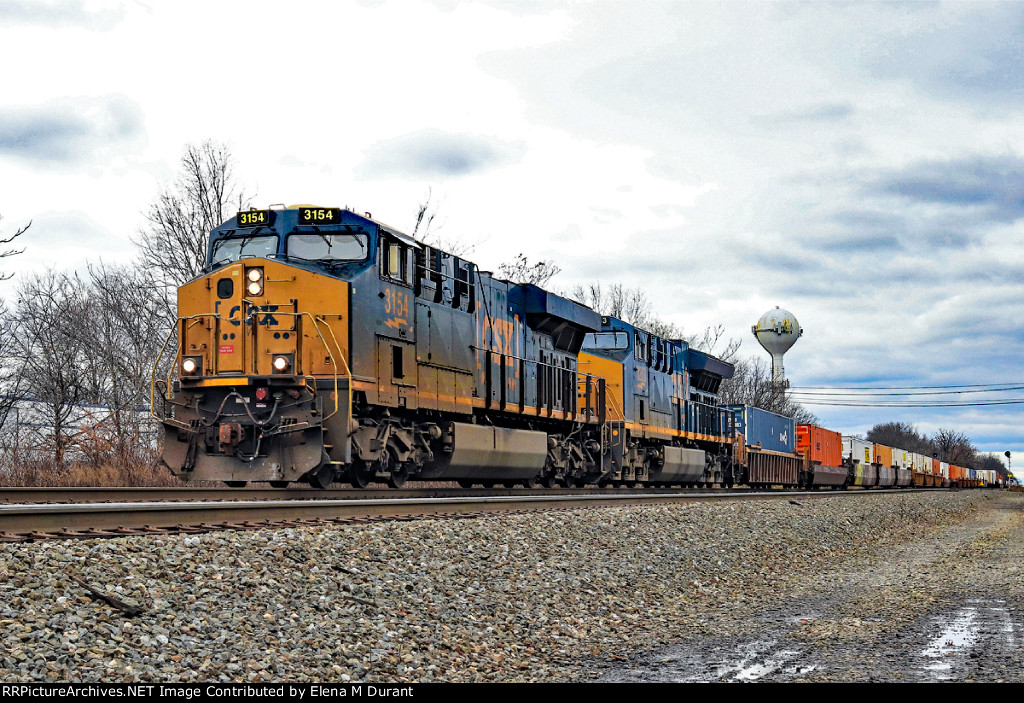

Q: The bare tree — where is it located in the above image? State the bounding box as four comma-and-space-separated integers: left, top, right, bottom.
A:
932, 428, 977, 465
410, 187, 478, 256
977, 453, 1006, 477
719, 355, 818, 423
685, 323, 742, 362
75, 263, 169, 463
498, 253, 562, 287
412, 187, 443, 240
135, 141, 252, 299
866, 421, 934, 455
0, 214, 29, 458
0, 299, 23, 434
10, 270, 91, 469
0, 213, 29, 281
568, 280, 685, 338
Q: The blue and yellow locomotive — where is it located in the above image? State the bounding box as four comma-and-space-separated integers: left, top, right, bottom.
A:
154, 205, 737, 488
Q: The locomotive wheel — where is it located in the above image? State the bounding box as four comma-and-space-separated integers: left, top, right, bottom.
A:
540, 476, 558, 489
307, 463, 334, 490
224, 481, 247, 488
269, 481, 290, 489
387, 466, 409, 489
350, 461, 374, 489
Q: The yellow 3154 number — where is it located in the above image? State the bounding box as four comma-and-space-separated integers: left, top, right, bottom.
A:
300, 208, 339, 224
238, 210, 270, 226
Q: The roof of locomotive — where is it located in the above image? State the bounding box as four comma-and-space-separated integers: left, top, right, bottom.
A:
211, 205, 419, 246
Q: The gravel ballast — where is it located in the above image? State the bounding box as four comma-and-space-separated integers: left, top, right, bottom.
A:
0, 490, 1017, 682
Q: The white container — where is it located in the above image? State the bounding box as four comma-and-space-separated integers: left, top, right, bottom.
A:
842, 436, 874, 465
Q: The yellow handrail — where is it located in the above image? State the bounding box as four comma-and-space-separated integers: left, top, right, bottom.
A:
149, 312, 223, 421
149, 311, 351, 427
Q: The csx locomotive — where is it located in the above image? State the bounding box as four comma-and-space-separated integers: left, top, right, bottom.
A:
153, 205, 740, 488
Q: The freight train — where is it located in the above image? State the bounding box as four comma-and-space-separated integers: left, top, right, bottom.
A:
152, 205, 998, 491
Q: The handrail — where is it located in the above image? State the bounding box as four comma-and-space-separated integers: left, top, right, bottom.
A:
149, 311, 351, 426
303, 312, 348, 423
601, 378, 626, 422
149, 312, 223, 421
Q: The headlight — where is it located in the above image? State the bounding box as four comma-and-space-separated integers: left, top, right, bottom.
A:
181, 355, 202, 375
246, 267, 264, 295
272, 354, 292, 373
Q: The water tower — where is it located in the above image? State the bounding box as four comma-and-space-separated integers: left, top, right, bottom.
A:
752, 306, 803, 392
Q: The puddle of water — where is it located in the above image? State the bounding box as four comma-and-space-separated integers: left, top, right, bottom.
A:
917, 602, 1019, 681
677, 640, 809, 682
734, 649, 802, 681
921, 607, 980, 660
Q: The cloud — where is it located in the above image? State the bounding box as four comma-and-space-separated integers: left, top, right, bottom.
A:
0, 0, 126, 29
359, 129, 524, 179
738, 247, 820, 274
30, 210, 115, 248
868, 154, 1024, 223
816, 233, 902, 254
871, 5, 1024, 102
756, 101, 855, 125
0, 95, 145, 165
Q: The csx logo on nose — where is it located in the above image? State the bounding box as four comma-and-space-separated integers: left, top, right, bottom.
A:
218, 302, 280, 326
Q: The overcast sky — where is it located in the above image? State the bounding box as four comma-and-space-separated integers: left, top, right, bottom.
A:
2, 0, 1022, 463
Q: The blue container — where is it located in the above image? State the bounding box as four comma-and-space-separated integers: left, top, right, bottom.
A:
722, 405, 795, 454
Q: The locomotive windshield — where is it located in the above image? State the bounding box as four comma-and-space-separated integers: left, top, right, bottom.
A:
584, 331, 629, 350
210, 235, 278, 268
286, 233, 368, 262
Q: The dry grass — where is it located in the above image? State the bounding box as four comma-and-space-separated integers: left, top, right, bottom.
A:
0, 451, 180, 487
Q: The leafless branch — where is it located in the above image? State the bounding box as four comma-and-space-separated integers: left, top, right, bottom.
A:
0, 214, 29, 281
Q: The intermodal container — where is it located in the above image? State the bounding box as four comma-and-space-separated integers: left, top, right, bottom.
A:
893, 448, 910, 471
723, 405, 795, 454
940, 462, 949, 478
874, 443, 894, 468
843, 436, 874, 465
797, 424, 843, 467
932, 458, 941, 474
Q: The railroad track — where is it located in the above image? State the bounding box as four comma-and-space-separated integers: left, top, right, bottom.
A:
0, 484, 938, 504
0, 488, 931, 542
0, 485, 764, 504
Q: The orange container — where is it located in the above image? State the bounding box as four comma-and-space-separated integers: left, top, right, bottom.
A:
874, 444, 894, 468
797, 424, 843, 467
932, 458, 940, 474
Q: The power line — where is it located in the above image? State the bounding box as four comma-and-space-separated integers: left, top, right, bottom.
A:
798, 398, 1024, 408
790, 385, 1024, 397
790, 382, 1024, 390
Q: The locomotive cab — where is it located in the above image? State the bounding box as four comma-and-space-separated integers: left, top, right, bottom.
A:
155, 206, 383, 487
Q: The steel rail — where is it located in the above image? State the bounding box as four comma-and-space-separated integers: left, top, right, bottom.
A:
0, 485, 937, 505
0, 488, 930, 540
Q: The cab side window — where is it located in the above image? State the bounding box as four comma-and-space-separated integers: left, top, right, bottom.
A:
634, 332, 647, 363
381, 238, 413, 286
